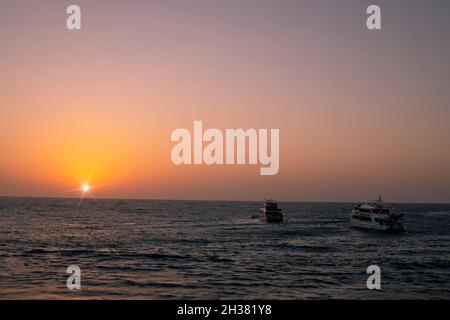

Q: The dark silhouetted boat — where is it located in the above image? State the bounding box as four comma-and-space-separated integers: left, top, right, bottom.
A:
259, 198, 283, 222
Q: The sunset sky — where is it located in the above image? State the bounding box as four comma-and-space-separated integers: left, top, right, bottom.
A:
1, 0, 450, 202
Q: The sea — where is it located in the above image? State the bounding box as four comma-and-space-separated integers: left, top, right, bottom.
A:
0, 197, 449, 299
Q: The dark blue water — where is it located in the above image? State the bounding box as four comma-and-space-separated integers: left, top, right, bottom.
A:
0, 197, 450, 299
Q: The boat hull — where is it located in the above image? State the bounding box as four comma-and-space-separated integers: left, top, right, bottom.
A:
350, 217, 404, 232
260, 210, 283, 223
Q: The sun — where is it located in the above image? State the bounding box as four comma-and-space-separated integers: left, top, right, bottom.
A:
81, 184, 90, 193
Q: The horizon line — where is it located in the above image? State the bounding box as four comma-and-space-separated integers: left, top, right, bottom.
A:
1, 194, 450, 205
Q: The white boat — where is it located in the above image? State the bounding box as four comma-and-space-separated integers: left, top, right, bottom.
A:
350, 196, 404, 232
259, 198, 283, 222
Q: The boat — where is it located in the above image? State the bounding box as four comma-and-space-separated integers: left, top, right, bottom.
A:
259, 198, 283, 222
350, 196, 404, 232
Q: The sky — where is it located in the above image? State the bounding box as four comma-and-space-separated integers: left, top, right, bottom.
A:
0, 0, 449, 202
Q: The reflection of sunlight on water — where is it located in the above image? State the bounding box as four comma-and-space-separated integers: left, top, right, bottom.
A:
1, 198, 450, 299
